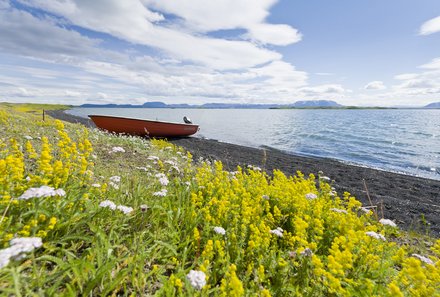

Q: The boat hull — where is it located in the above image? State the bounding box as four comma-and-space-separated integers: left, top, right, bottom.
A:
89, 115, 199, 137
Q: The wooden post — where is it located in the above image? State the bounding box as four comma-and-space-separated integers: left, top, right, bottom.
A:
42, 109, 45, 121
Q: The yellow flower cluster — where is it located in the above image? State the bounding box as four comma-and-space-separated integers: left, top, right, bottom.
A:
0, 109, 94, 245
190, 160, 440, 295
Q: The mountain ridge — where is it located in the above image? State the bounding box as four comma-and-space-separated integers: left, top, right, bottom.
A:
80, 100, 342, 109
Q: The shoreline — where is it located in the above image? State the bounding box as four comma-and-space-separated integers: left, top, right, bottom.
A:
47, 109, 440, 236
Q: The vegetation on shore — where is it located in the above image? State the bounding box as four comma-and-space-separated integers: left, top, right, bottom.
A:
0, 104, 439, 296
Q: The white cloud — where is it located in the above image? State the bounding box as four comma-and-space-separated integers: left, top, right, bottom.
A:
17, 0, 289, 70
0, 7, 100, 60
246, 23, 302, 46
144, 0, 301, 46
364, 81, 386, 90
420, 57, 440, 70
298, 84, 348, 100
419, 15, 440, 35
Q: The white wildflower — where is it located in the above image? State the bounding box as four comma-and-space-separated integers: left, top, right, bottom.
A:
247, 165, 262, 171
0, 237, 43, 269
330, 208, 348, 214
379, 218, 397, 227
24, 135, 33, 140
305, 193, 318, 200
99, 200, 117, 210
320, 176, 331, 181
153, 189, 168, 197
18, 186, 65, 200
109, 176, 121, 183
164, 160, 177, 167
213, 226, 226, 235
25, 176, 31, 182
366, 231, 386, 241
91, 154, 97, 159
147, 156, 160, 161
262, 195, 270, 200
411, 253, 434, 265
10, 237, 42, 251
91, 183, 101, 188
108, 182, 119, 190
186, 270, 206, 290
360, 207, 372, 214
110, 146, 125, 153
159, 176, 169, 186
116, 205, 133, 215
185, 181, 191, 186
270, 227, 284, 238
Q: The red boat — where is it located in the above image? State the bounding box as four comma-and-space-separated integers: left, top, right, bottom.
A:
88, 115, 199, 137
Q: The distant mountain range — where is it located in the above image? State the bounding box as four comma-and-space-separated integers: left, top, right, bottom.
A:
80, 100, 342, 109
79, 100, 440, 109
425, 102, 440, 108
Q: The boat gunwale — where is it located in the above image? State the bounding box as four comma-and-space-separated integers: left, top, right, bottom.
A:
88, 114, 199, 128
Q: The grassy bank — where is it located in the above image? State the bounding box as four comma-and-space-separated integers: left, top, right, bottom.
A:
0, 105, 439, 296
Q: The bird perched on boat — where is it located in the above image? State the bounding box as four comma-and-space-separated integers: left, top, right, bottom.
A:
183, 116, 192, 124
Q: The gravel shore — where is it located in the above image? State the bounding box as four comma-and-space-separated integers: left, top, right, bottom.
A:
47, 109, 440, 236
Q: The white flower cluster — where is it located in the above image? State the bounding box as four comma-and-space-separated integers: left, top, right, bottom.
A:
330, 208, 348, 214
153, 189, 168, 197
270, 227, 284, 238
24, 135, 33, 140
360, 207, 372, 214
320, 176, 331, 182
379, 218, 397, 227
110, 146, 125, 153
0, 237, 43, 269
412, 253, 434, 265
116, 205, 134, 215
109, 176, 121, 183
99, 200, 133, 215
155, 173, 169, 186
109, 176, 121, 190
91, 183, 101, 188
164, 160, 178, 167
247, 165, 262, 171
365, 231, 386, 241
305, 193, 317, 200
213, 226, 226, 235
147, 156, 160, 161
18, 186, 66, 200
99, 200, 116, 210
186, 270, 206, 290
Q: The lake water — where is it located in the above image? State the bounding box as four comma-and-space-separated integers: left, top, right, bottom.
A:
67, 108, 440, 180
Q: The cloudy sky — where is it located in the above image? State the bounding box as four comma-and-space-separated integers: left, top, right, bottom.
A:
1, 0, 440, 106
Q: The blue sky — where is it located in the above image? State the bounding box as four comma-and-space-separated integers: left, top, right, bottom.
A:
0, 0, 440, 106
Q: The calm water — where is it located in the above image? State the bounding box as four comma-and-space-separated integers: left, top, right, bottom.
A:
67, 108, 440, 180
